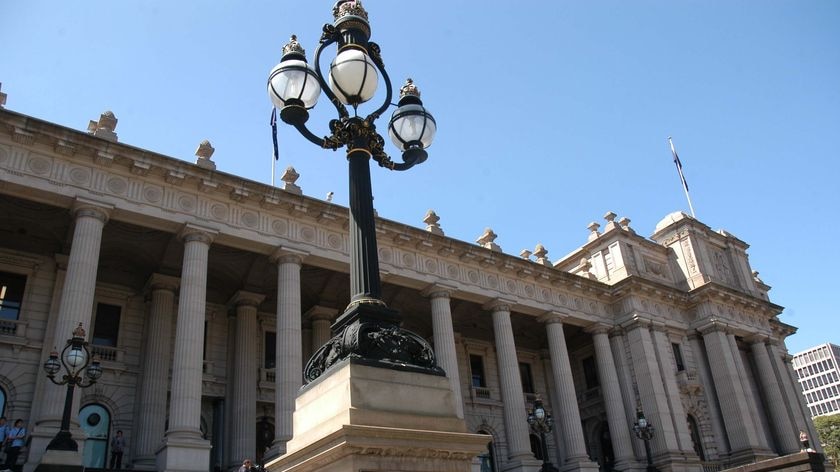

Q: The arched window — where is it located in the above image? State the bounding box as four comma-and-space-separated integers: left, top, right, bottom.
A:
477, 429, 497, 472
79, 404, 111, 468
687, 415, 705, 460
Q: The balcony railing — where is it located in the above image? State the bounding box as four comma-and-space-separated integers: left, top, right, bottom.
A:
0, 318, 26, 337
472, 386, 491, 400
260, 367, 276, 384
90, 344, 123, 363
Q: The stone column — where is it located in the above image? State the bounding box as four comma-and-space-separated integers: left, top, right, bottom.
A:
228, 291, 265, 467
486, 300, 534, 464
699, 323, 763, 457
586, 324, 635, 469
425, 285, 464, 419
687, 334, 728, 456
133, 274, 179, 469
749, 337, 798, 454
269, 249, 304, 457
30, 201, 111, 468
40, 201, 111, 426
776, 348, 821, 453
157, 225, 215, 471
650, 325, 695, 454
609, 329, 645, 460
624, 318, 680, 456
305, 305, 338, 354
727, 333, 771, 450
541, 312, 598, 471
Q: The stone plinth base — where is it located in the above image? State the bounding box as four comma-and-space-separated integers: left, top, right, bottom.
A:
32, 449, 83, 472
156, 434, 212, 472
266, 359, 490, 472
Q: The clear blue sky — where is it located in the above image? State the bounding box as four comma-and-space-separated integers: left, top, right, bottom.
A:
2, 1, 838, 354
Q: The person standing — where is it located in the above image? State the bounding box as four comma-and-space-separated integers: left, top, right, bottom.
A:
109, 430, 125, 470
3, 419, 26, 472
238, 459, 257, 472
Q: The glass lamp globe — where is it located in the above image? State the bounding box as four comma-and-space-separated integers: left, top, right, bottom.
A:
44, 351, 61, 376
65, 345, 87, 369
389, 79, 436, 151
87, 359, 103, 381
535, 407, 546, 420
329, 48, 378, 105
268, 59, 321, 110
638, 418, 648, 429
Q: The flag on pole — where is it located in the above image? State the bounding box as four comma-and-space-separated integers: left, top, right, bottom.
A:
271, 108, 279, 161
669, 136, 688, 192
668, 136, 696, 217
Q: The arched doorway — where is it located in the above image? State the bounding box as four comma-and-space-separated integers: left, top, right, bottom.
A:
79, 404, 111, 468
256, 417, 275, 465
598, 421, 615, 472
530, 433, 544, 460
687, 415, 705, 460
477, 429, 497, 472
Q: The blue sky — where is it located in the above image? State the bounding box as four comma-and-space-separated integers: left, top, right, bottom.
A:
2, 1, 838, 353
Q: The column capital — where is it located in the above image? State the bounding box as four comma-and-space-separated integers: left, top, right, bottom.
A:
482, 297, 515, 313
270, 246, 308, 265
228, 290, 266, 309
72, 197, 113, 223
693, 318, 730, 336
144, 273, 180, 294
304, 305, 339, 322
538, 310, 569, 325
745, 334, 770, 346
619, 314, 653, 331
421, 282, 458, 299
584, 322, 612, 335
179, 224, 217, 245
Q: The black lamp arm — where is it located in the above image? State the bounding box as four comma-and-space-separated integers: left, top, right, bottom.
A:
365, 41, 393, 123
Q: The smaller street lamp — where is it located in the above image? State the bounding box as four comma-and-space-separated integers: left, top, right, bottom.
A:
528, 398, 559, 472
42, 323, 103, 451
633, 408, 657, 472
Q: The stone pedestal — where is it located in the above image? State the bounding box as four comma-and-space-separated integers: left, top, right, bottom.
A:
33, 449, 83, 472
266, 359, 489, 472
155, 435, 212, 472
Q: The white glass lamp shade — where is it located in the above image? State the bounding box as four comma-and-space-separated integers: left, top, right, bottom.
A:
329, 48, 378, 105
87, 359, 103, 381
65, 345, 87, 369
389, 104, 436, 150
44, 353, 61, 376
638, 418, 648, 429
268, 59, 321, 109
535, 407, 546, 420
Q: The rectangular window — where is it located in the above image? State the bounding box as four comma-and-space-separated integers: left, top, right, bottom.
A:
807, 393, 813, 403
470, 355, 486, 388
672, 343, 685, 371
582, 356, 599, 389
92, 303, 121, 347
807, 379, 814, 389
519, 362, 535, 394
264, 332, 276, 369
0, 271, 27, 321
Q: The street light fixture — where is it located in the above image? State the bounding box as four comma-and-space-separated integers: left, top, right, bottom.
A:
42, 323, 103, 451
633, 408, 657, 472
268, 0, 442, 383
527, 398, 559, 472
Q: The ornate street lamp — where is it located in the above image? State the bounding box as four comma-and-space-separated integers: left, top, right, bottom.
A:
527, 398, 559, 472
42, 323, 103, 451
268, 0, 441, 383
633, 408, 657, 472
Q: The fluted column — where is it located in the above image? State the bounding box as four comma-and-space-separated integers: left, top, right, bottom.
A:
650, 325, 694, 454
165, 226, 215, 443
229, 291, 265, 467
269, 249, 304, 457
133, 274, 179, 469
40, 200, 111, 426
778, 351, 821, 453
699, 323, 762, 455
305, 305, 338, 353
687, 334, 728, 456
541, 312, 594, 467
486, 300, 533, 462
586, 325, 634, 467
748, 336, 797, 453
609, 330, 645, 460
727, 333, 771, 450
426, 286, 464, 419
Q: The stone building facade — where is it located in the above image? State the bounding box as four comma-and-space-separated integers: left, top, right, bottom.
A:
0, 106, 819, 472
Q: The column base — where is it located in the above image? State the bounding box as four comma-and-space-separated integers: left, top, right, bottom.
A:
558, 457, 600, 472
156, 434, 212, 472
500, 458, 544, 472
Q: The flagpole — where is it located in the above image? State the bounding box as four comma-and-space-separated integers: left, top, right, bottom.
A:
668, 136, 696, 218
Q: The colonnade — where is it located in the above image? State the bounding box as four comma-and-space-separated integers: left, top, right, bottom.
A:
32, 199, 810, 472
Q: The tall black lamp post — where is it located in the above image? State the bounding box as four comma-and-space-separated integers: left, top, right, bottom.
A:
268, 0, 442, 383
633, 408, 657, 472
41, 323, 103, 452
528, 398, 559, 472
